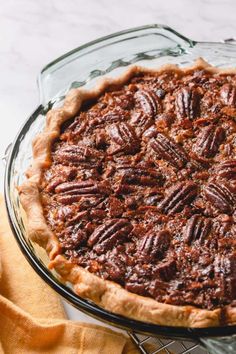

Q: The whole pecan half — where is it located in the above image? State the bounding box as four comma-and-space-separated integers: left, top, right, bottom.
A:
175, 87, 201, 119
137, 229, 170, 260
217, 159, 236, 179
159, 181, 198, 214
88, 219, 133, 254
117, 164, 163, 187
150, 133, 188, 168
90, 110, 126, 127
203, 181, 235, 213
184, 215, 212, 245
55, 180, 111, 204
214, 253, 236, 299
134, 89, 161, 118
220, 84, 236, 106
217, 277, 236, 300
194, 125, 225, 158
54, 144, 103, 165
106, 122, 140, 154
130, 111, 154, 135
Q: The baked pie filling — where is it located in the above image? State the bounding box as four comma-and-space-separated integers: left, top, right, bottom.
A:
40, 66, 236, 313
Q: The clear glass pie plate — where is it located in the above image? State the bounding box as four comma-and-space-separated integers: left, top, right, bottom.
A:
4, 24, 236, 352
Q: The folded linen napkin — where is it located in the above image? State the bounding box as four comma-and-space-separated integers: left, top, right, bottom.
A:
0, 195, 139, 354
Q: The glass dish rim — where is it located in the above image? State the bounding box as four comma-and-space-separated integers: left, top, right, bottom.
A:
39, 23, 195, 75
4, 23, 236, 340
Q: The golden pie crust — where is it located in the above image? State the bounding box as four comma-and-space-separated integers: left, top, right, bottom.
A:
19, 58, 236, 328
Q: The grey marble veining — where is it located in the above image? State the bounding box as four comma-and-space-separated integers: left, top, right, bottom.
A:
1, 0, 236, 324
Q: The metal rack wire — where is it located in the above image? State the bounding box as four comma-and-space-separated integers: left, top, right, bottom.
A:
128, 332, 209, 354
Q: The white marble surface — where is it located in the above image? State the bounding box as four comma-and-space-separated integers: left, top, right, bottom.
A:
1, 0, 236, 327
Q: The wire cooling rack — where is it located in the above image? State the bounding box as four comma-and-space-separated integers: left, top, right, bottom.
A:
128, 332, 209, 354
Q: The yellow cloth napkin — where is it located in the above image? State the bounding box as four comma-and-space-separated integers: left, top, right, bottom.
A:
0, 195, 139, 354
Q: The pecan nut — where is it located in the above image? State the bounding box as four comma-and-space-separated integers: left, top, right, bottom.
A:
134, 89, 161, 117
217, 159, 236, 179
184, 215, 212, 245
130, 111, 154, 135
117, 164, 163, 187
137, 229, 170, 260
59, 224, 88, 250
88, 219, 133, 254
54, 144, 103, 165
105, 257, 126, 281
90, 110, 126, 127
175, 87, 200, 119
44, 166, 77, 192
159, 181, 198, 214
150, 133, 188, 168
204, 181, 235, 213
107, 196, 124, 218
220, 84, 236, 106
215, 253, 236, 276
214, 254, 236, 299
194, 125, 225, 158
55, 180, 110, 204
106, 122, 140, 154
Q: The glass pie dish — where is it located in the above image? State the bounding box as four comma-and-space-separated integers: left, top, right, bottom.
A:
4, 24, 236, 352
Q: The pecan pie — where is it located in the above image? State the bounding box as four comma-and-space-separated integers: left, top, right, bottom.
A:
19, 59, 236, 327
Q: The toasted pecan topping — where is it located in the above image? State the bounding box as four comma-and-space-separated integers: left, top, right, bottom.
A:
41, 68, 236, 310
175, 86, 201, 119
150, 133, 188, 168
158, 181, 198, 214
194, 124, 225, 158
203, 181, 235, 214
220, 83, 236, 106
184, 215, 212, 245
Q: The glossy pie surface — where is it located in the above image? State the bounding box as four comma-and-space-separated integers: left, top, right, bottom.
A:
40, 67, 236, 312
